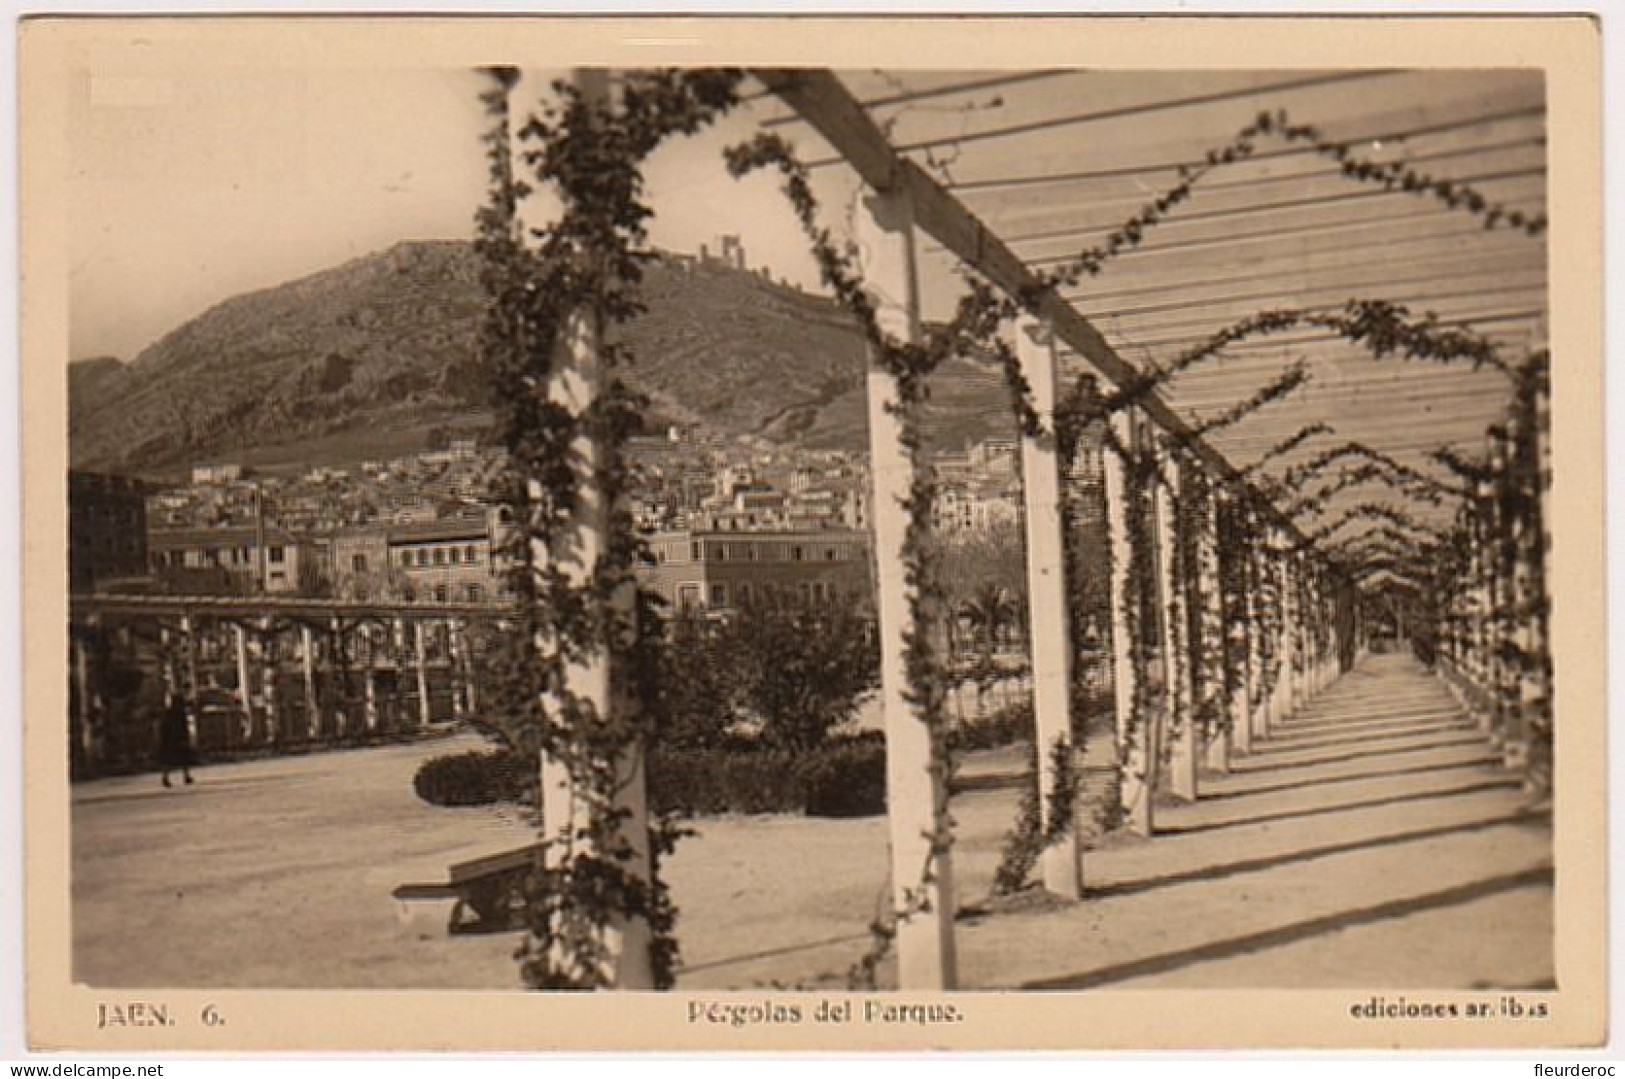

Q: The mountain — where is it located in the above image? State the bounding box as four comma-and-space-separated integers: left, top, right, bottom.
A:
68, 240, 1018, 474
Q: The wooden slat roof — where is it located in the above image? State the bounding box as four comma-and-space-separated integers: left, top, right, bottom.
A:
756, 68, 1547, 549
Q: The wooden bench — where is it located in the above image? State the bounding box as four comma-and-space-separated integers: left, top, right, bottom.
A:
393, 842, 541, 934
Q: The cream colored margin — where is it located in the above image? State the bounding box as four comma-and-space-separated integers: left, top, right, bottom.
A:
19, 14, 1605, 1052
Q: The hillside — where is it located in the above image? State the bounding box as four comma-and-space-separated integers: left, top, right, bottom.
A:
68, 240, 1017, 474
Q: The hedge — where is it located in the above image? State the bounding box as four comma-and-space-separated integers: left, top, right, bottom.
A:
413, 737, 886, 818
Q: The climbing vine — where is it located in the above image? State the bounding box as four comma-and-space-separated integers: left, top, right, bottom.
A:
476, 66, 745, 990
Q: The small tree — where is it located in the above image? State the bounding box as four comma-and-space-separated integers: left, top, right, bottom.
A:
648, 608, 741, 750
718, 599, 879, 752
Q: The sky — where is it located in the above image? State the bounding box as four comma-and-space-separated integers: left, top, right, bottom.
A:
67, 66, 838, 362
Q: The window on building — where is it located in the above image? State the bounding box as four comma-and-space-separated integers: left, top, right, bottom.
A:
714, 543, 727, 561
268, 545, 285, 564
678, 583, 701, 611
792, 546, 803, 561
825, 548, 836, 560
465, 544, 478, 563
449, 547, 461, 564
352, 554, 368, 573
417, 549, 430, 566
710, 582, 727, 607
690, 541, 701, 560
737, 583, 752, 604
400, 550, 412, 566
798, 582, 812, 604
434, 548, 446, 566
434, 583, 449, 602
465, 583, 483, 602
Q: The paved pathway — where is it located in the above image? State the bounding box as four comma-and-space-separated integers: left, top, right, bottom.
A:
950, 653, 1553, 991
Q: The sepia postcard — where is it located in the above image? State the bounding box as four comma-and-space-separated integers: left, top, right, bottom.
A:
18, 14, 1606, 1052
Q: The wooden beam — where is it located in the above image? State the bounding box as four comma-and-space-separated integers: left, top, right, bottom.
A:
753, 68, 1323, 557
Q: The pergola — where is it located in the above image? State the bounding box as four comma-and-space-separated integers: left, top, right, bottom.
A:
500, 66, 1551, 991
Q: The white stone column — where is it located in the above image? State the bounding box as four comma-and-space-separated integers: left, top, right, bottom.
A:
1014, 315, 1081, 899
857, 181, 956, 989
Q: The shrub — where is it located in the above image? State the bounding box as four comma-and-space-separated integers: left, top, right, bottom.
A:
795, 737, 886, 818
413, 748, 535, 807
646, 748, 802, 816
948, 701, 1034, 752
414, 738, 889, 819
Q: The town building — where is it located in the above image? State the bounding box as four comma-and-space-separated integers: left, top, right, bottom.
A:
147, 524, 307, 594
69, 470, 150, 591
640, 527, 872, 613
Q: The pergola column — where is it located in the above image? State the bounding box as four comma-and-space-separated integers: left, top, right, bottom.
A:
259, 618, 279, 745
330, 616, 349, 737
1246, 517, 1272, 743
1153, 443, 1197, 802
361, 624, 379, 734
72, 626, 96, 769
445, 619, 465, 720
413, 619, 433, 727
301, 623, 320, 741
1014, 315, 1082, 899
1103, 409, 1150, 835
859, 181, 956, 988
180, 614, 200, 744
1195, 480, 1230, 774
516, 66, 654, 990
232, 622, 253, 746
1470, 478, 1495, 733
1234, 539, 1259, 755
1267, 535, 1294, 730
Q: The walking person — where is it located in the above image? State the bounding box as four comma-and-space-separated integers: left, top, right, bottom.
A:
158, 689, 197, 788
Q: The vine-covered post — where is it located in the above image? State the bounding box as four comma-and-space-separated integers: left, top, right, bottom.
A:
1195, 477, 1230, 773
72, 624, 96, 770
1246, 515, 1274, 743
1527, 368, 1553, 795
180, 614, 200, 745
1266, 532, 1293, 731
1469, 473, 1495, 732
859, 182, 957, 988
1225, 495, 1256, 756
1013, 314, 1082, 899
413, 620, 432, 727
300, 622, 319, 741
232, 622, 253, 746
445, 619, 465, 720
360, 625, 380, 735
508, 66, 657, 990
1153, 441, 1197, 802
1103, 409, 1150, 835
329, 616, 349, 737
1494, 423, 1524, 770
259, 617, 279, 745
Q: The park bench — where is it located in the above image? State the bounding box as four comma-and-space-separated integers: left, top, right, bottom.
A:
393, 841, 541, 934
